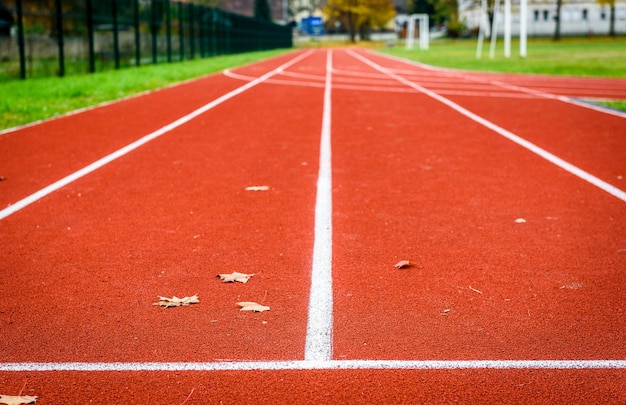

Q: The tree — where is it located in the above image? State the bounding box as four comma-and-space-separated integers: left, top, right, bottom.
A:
255, 0, 273, 21
0, 1, 13, 37
324, 0, 395, 42
597, 0, 616, 36
408, 0, 435, 17
432, 0, 459, 33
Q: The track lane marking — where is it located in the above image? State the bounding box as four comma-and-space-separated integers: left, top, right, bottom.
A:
0, 50, 313, 221
224, 68, 538, 98
1, 360, 625, 371
349, 50, 626, 203
304, 49, 334, 362
368, 50, 626, 117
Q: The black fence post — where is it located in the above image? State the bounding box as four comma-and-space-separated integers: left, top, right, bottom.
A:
112, 0, 120, 69
188, 3, 195, 59
55, 0, 65, 77
165, 0, 172, 62
16, 0, 26, 79
151, 0, 158, 64
178, 1, 184, 61
197, 7, 204, 57
86, 0, 95, 73
134, 0, 141, 66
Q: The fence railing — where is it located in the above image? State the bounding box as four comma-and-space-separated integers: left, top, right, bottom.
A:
0, 0, 293, 80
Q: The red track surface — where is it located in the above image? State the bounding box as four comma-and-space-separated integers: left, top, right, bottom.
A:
1, 49, 625, 403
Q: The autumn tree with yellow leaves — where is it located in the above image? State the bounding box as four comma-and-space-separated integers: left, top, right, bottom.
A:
324, 0, 396, 42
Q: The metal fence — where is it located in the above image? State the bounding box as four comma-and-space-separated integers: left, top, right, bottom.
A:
0, 0, 293, 80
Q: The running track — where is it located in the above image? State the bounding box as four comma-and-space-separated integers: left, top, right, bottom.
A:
1, 49, 625, 403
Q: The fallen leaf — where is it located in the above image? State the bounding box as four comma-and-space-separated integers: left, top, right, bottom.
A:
217, 272, 254, 283
468, 285, 483, 294
394, 260, 411, 269
0, 395, 38, 405
237, 302, 270, 312
560, 282, 583, 290
153, 295, 199, 307
245, 186, 269, 191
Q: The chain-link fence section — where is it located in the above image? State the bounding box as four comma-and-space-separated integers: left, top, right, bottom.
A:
0, 0, 292, 80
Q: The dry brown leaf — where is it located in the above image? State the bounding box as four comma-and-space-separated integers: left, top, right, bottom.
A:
217, 272, 254, 283
237, 302, 270, 312
560, 282, 583, 290
0, 395, 38, 405
394, 260, 411, 269
153, 295, 199, 307
468, 286, 483, 294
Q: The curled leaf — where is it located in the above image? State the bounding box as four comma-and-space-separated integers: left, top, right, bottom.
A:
237, 302, 270, 312
394, 260, 411, 269
217, 272, 254, 283
0, 395, 38, 405
153, 295, 199, 307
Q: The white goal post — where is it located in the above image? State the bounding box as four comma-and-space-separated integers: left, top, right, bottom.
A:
406, 14, 429, 50
476, 0, 528, 58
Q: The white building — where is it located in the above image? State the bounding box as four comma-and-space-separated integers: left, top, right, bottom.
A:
459, 0, 626, 36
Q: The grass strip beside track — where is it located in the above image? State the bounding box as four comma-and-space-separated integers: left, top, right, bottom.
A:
379, 37, 626, 112
0, 50, 312, 221
0, 49, 291, 131
3, 38, 625, 131
378, 37, 626, 78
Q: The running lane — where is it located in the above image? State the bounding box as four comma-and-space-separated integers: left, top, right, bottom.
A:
1, 49, 625, 404
330, 50, 626, 363
361, 51, 626, 189
0, 50, 327, 362
0, 51, 298, 209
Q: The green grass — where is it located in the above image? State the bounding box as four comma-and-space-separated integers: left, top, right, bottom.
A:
598, 100, 626, 111
379, 37, 626, 78
3, 38, 625, 131
378, 36, 626, 112
0, 49, 291, 131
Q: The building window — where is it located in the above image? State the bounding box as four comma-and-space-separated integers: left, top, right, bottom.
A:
601, 9, 606, 20
582, 9, 588, 20
543, 10, 549, 21
534, 10, 540, 21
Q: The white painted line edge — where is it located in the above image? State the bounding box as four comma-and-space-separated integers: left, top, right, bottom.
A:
349, 50, 626, 203
1, 359, 625, 372
367, 49, 626, 119
0, 50, 313, 221
304, 49, 334, 362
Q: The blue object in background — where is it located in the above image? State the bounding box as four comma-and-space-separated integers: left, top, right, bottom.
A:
301, 17, 324, 35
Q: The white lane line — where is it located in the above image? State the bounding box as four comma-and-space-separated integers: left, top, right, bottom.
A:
486, 79, 626, 119
225, 66, 539, 98
448, 69, 626, 119
349, 50, 626, 203
0, 51, 313, 221
304, 49, 334, 362
368, 50, 626, 118
1, 359, 625, 371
